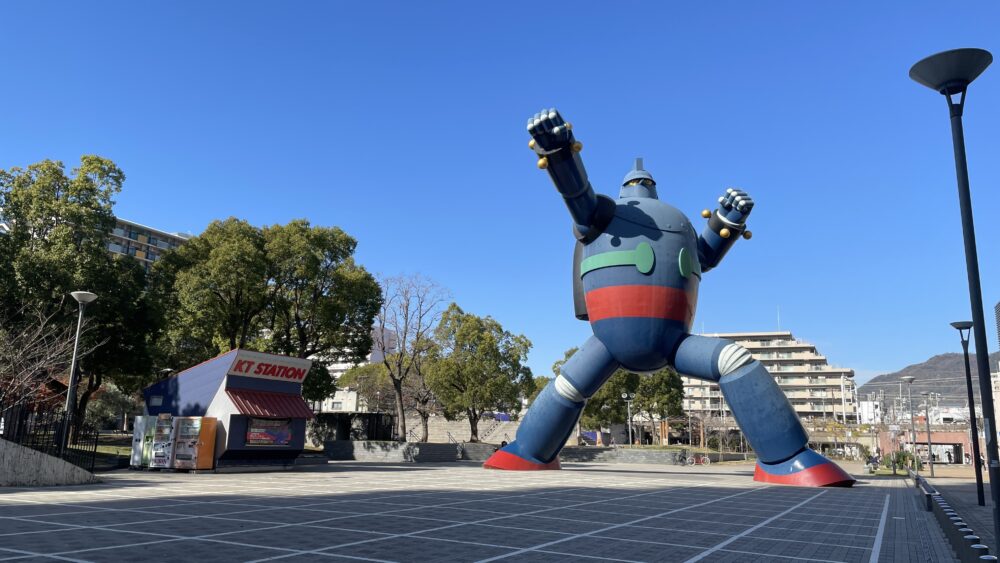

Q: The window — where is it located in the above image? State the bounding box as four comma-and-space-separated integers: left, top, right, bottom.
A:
246, 418, 292, 446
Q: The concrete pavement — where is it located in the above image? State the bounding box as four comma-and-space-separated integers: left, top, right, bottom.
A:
0, 460, 956, 562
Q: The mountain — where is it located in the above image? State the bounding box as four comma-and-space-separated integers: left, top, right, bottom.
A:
857, 352, 1000, 408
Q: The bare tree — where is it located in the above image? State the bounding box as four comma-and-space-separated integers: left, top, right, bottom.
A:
406, 340, 440, 442
0, 305, 99, 408
373, 274, 447, 441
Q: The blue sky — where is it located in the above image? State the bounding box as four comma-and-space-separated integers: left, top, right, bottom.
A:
2, 2, 999, 384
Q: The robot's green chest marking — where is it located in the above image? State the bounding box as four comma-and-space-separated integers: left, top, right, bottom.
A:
580, 243, 701, 279
580, 242, 655, 276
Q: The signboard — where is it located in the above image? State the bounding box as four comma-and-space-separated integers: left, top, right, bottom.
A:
226, 350, 312, 383
246, 418, 292, 446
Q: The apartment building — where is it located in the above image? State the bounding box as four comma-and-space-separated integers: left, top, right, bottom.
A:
683, 331, 857, 423
107, 218, 189, 269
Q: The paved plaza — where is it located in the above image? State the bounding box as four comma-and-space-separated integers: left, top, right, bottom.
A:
0, 460, 956, 562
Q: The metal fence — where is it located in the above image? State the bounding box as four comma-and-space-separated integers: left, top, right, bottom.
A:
0, 400, 100, 472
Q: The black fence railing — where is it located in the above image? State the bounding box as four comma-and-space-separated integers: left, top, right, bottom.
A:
0, 400, 100, 473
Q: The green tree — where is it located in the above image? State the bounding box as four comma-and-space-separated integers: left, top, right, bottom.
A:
0, 157, 157, 427
152, 219, 380, 403
634, 366, 684, 419
170, 218, 270, 353
427, 303, 532, 442
581, 369, 640, 431
552, 348, 683, 435
262, 220, 381, 401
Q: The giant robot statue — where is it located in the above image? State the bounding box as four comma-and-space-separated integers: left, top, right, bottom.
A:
484, 109, 854, 487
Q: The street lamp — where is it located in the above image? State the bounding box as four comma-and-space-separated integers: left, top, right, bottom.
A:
952, 320, 985, 506
901, 376, 917, 471
60, 291, 98, 456
621, 392, 635, 446
911, 48, 999, 535
921, 392, 936, 477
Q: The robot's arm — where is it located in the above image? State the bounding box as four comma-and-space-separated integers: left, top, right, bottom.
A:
527, 108, 615, 241
697, 188, 754, 273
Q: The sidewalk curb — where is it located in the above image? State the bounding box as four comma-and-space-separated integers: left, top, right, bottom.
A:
911, 470, 996, 562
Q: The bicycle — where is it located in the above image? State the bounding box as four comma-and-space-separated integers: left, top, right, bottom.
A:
686, 453, 712, 466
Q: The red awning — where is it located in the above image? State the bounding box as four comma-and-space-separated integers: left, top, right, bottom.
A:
226, 389, 315, 419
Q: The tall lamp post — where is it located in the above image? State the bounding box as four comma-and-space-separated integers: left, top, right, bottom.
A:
910, 47, 998, 536
60, 291, 98, 456
901, 376, 917, 471
921, 392, 936, 477
952, 320, 985, 505
621, 392, 635, 446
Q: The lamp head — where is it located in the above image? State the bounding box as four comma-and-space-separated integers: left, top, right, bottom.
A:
70, 291, 98, 305
951, 321, 973, 330
901, 376, 915, 384
909, 48, 992, 95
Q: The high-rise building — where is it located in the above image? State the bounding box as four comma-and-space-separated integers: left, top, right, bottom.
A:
682, 331, 857, 423
107, 218, 189, 269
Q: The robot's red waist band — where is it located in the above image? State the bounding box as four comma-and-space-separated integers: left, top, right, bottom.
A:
584, 285, 691, 324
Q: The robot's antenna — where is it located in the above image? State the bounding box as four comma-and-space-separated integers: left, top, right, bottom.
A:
635, 157, 643, 171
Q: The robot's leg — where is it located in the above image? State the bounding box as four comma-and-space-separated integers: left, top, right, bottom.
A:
673, 334, 854, 487
484, 335, 619, 470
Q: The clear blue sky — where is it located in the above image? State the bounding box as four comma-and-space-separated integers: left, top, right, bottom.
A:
2, 2, 999, 384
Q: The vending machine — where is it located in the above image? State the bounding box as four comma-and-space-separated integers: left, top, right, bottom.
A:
148, 413, 175, 469
129, 415, 157, 468
170, 417, 217, 470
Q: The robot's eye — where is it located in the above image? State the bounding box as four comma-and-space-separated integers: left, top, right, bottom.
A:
626, 180, 641, 186
640, 179, 655, 188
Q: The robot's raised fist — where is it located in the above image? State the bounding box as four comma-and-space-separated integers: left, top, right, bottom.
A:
527, 108, 573, 154
717, 188, 754, 223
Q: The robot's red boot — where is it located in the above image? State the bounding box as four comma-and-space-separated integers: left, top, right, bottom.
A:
483, 449, 561, 470
753, 449, 855, 487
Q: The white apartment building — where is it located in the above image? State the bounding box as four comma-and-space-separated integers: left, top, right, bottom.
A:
683, 331, 857, 423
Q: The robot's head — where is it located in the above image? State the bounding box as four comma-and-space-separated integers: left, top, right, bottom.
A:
619, 158, 658, 199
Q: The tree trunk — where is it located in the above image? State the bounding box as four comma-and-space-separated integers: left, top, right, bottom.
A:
420, 412, 429, 443
72, 371, 102, 442
467, 409, 479, 443
392, 379, 407, 441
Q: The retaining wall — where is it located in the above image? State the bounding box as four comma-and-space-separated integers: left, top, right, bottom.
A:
561, 447, 749, 465
324, 441, 460, 463
0, 439, 98, 487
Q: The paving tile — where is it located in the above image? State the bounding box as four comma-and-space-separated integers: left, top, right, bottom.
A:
0, 529, 165, 555
321, 536, 514, 562
76, 538, 288, 563
414, 523, 569, 549
542, 535, 704, 562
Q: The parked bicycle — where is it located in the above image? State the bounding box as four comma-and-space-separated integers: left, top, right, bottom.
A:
686, 453, 712, 466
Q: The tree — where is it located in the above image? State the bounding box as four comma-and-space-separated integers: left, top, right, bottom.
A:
167, 218, 270, 353
341, 353, 440, 442
581, 369, 639, 431
0, 305, 91, 407
554, 348, 683, 436
427, 303, 533, 442
374, 275, 448, 441
262, 220, 381, 400
85, 382, 142, 431
152, 219, 381, 401
0, 157, 157, 428
340, 362, 394, 411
